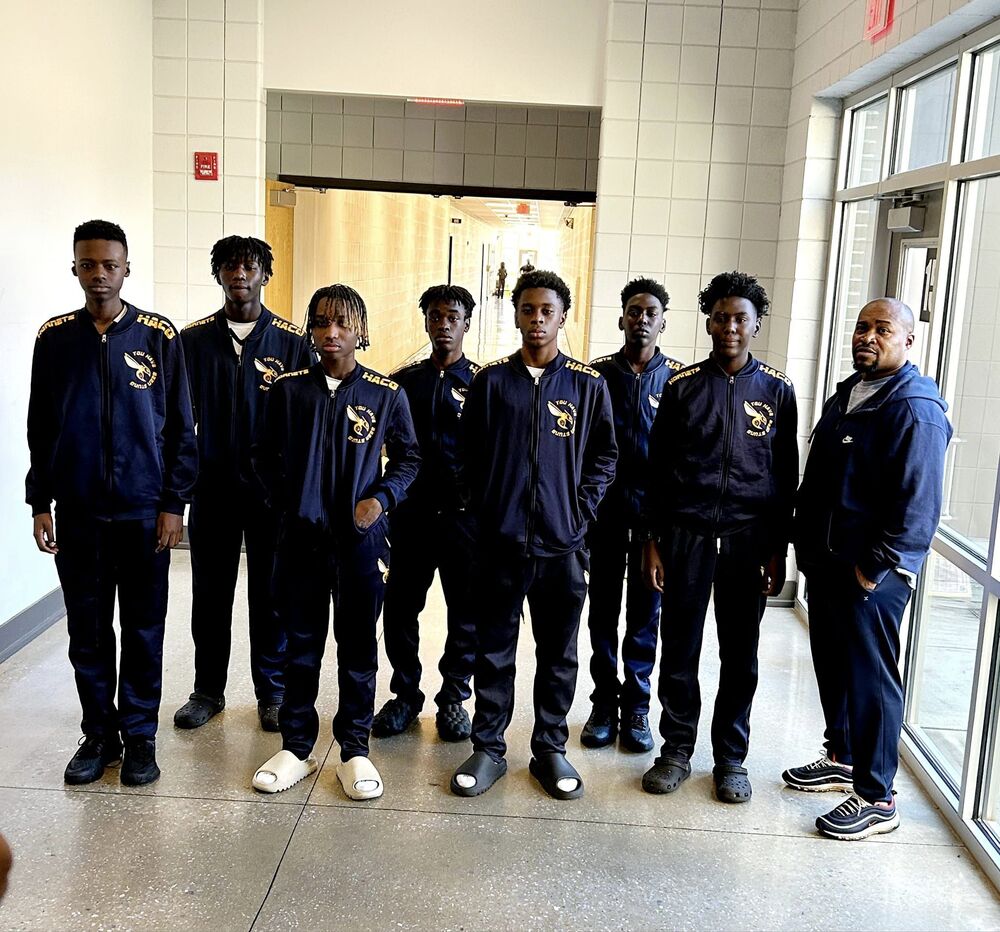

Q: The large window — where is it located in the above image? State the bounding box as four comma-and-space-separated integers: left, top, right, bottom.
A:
824, 21, 1000, 886
894, 66, 957, 173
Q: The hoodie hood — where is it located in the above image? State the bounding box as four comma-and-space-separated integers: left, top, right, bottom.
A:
835, 362, 948, 415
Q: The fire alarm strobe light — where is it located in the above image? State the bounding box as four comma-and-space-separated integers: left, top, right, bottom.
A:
194, 151, 219, 181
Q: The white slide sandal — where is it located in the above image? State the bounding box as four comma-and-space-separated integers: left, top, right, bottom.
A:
252, 749, 318, 793
337, 755, 384, 800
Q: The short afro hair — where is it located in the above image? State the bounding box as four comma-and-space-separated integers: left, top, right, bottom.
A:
511, 270, 571, 313
621, 277, 669, 312
74, 219, 127, 253
698, 270, 770, 318
307, 283, 370, 350
210, 235, 274, 283
418, 284, 476, 319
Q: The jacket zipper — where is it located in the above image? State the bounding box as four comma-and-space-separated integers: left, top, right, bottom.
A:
712, 375, 736, 530
100, 333, 113, 495
320, 389, 334, 531
525, 375, 541, 555
230, 350, 244, 456
631, 370, 641, 513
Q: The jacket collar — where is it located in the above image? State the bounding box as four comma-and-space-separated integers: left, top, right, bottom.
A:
307, 360, 366, 393
423, 353, 473, 376
613, 347, 666, 375
834, 361, 921, 410
76, 302, 138, 335
509, 349, 567, 380
702, 353, 760, 379
213, 305, 274, 344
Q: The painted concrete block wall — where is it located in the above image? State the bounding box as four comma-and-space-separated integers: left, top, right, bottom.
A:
152, 0, 267, 328
266, 93, 602, 194
1, 3, 154, 627
589, 0, 796, 372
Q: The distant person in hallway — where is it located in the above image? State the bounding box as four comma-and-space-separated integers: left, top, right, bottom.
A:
495, 262, 507, 298
373, 285, 480, 744
174, 236, 311, 735
641, 270, 798, 804
451, 270, 617, 800
250, 284, 419, 800
583, 279, 683, 755
519, 260, 536, 274
26, 220, 197, 788
785, 298, 952, 840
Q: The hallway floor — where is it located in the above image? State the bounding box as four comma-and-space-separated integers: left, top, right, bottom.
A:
1, 552, 999, 930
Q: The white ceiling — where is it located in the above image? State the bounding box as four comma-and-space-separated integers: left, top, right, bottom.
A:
451, 196, 570, 230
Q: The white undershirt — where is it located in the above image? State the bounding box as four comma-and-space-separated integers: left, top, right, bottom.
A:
228, 319, 257, 358
325, 376, 343, 394
526, 366, 545, 379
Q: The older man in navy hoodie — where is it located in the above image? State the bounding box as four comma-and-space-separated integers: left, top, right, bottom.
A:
784, 298, 952, 841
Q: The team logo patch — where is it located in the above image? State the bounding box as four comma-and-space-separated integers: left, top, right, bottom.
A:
451, 386, 468, 417
346, 404, 377, 443
124, 351, 158, 390
744, 400, 774, 437
254, 356, 285, 390
547, 399, 577, 438
649, 392, 661, 410
377, 557, 389, 583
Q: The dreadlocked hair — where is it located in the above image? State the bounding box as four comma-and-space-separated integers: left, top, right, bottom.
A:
210, 235, 274, 283
418, 284, 476, 319
307, 284, 370, 350
74, 219, 127, 252
698, 270, 770, 318
511, 269, 572, 313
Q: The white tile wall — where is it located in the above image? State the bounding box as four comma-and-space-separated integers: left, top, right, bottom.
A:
592, 0, 794, 370
152, 2, 265, 324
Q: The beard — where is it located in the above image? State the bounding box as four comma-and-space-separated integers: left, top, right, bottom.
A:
852, 351, 877, 373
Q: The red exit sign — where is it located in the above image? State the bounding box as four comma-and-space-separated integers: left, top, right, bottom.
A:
193, 151, 218, 181
863, 0, 894, 41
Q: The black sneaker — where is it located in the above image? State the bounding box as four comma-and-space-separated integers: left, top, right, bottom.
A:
619, 712, 654, 752
64, 734, 123, 785
173, 693, 225, 729
815, 793, 899, 840
258, 702, 281, 732
782, 755, 854, 793
371, 696, 422, 738
580, 706, 618, 748
436, 703, 472, 741
121, 738, 161, 786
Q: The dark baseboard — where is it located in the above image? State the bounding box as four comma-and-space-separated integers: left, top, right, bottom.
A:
767, 579, 797, 608
0, 587, 65, 664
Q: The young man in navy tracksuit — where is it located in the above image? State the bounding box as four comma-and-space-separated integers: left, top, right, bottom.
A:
174, 236, 311, 733
641, 271, 798, 804
583, 278, 683, 754
451, 270, 617, 800
785, 298, 952, 840
250, 284, 420, 799
27, 219, 197, 787
373, 285, 480, 742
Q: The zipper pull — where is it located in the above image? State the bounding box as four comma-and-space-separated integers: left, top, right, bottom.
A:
439, 370, 444, 380
534, 376, 540, 385
729, 376, 734, 384
102, 334, 107, 344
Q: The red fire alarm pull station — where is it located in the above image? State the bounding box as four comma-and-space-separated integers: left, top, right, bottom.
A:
863, 0, 893, 41
194, 151, 219, 181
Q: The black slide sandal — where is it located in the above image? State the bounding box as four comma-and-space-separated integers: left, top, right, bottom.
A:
450, 751, 507, 797
529, 752, 584, 800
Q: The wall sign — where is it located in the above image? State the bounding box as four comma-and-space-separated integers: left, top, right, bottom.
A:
863, 0, 894, 41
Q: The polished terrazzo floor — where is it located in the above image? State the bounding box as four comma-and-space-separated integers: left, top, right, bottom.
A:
1, 549, 999, 931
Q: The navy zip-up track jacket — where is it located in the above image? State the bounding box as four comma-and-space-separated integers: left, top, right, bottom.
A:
643, 355, 798, 552
252, 363, 420, 545
26, 304, 197, 519
590, 348, 683, 526
182, 307, 312, 492
390, 354, 479, 511
794, 362, 952, 584
463, 351, 618, 556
